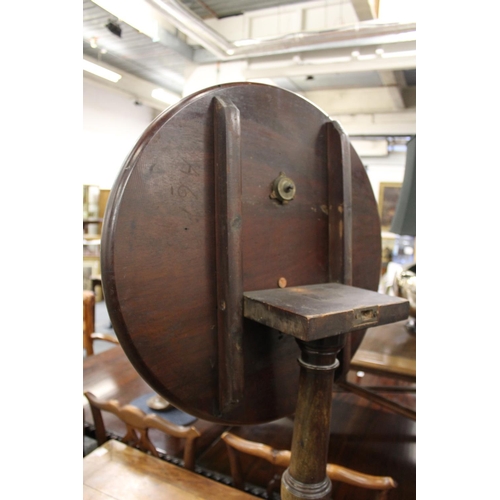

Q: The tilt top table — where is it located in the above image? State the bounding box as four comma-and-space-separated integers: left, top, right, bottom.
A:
101, 82, 408, 500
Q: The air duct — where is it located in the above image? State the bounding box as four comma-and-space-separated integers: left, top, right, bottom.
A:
146, 0, 231, 58
145, 0, 416, 60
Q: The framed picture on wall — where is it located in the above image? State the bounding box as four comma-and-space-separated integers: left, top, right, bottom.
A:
378, 182, 402, 231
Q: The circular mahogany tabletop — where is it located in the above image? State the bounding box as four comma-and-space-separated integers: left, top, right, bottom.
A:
101, 83, 381, 425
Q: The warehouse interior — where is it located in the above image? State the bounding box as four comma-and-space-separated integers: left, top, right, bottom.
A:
6, 1, 499, 499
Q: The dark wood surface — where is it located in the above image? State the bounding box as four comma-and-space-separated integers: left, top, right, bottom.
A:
350, 320, 416, 382
198, 372, 415, 500
83, 339, 415, 499
83, 345, 228, 460
101, 82, 382, 425
214, 95, 245, 415
326, 121, 352, 285
244, 283, 408, 341
281, 335, 347, 500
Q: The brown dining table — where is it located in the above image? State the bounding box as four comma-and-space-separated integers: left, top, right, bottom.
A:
350, 320, 416, 382
84, 439, 257, 500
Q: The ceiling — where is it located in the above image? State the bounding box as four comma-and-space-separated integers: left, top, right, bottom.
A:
179, 0, 314, 19
83, 0, 416, 136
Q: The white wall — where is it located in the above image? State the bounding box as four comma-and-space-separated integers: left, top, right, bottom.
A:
183, 60, 248, 96
362, 151, 406, 204
83, 78, 157, 189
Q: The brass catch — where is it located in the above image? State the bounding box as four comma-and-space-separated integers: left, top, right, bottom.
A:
270, 172, 296, 204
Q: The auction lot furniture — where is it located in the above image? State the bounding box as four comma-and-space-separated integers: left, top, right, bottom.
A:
221, 431, 396, 499
84, 439, 257, 500
84, 342, 416, 498
83, 290, 119, 356
85, 391, 201, 470
340, 319, 416, 421
83, 345, 226, 460
350, 320, 416, 382
100, 83, 409, 499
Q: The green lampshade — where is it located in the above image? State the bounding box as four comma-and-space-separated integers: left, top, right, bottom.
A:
391, 137, 416, 236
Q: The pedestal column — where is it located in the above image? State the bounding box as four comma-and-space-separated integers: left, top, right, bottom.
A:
281, 333, 347, 500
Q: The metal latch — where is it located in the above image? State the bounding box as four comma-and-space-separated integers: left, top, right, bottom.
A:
353, 306, 379, 327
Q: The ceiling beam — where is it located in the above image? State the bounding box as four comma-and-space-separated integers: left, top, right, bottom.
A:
156, 25, 194, 60
302, 86, 407, 114
332, 111, 416, 136
373, 71, 406, 109
147, 0, 415, 61
377, 70, 399, 86
351, 0, 377, 21
385, 86, 406, 110
244, 53, 416, 79
402, 87, 416, 108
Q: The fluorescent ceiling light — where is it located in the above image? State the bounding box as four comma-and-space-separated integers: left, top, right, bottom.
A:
83, 59, 122, 82
249, 59, 298, 70
151, 88, 181, 105
233, 39, 262, 47
381, 50, 416, 58
303, 56, 352, 65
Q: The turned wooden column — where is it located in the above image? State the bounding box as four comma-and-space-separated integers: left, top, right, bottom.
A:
244, 283, 408, 498
281, 334, 347, 500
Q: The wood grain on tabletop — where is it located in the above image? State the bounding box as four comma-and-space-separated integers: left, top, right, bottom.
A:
84, 440, 256, 500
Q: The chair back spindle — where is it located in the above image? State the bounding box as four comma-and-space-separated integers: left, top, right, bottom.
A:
221, 432, 397, 498
85, 391, 201, 470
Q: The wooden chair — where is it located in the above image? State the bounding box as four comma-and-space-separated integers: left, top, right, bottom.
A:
221, 432, 397, 499
84, 391, 201, 470
83, 290, 119, 355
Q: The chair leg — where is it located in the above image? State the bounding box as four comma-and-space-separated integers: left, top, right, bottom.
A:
88, 405, 107, 445
183, 437, 197, 471
83, 291, 96, 355
266, 471, 282, 498
225, 443, 245, 490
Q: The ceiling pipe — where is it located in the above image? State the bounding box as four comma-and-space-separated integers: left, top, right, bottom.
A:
145, 0, 231, 58
145, 0, 416, 61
